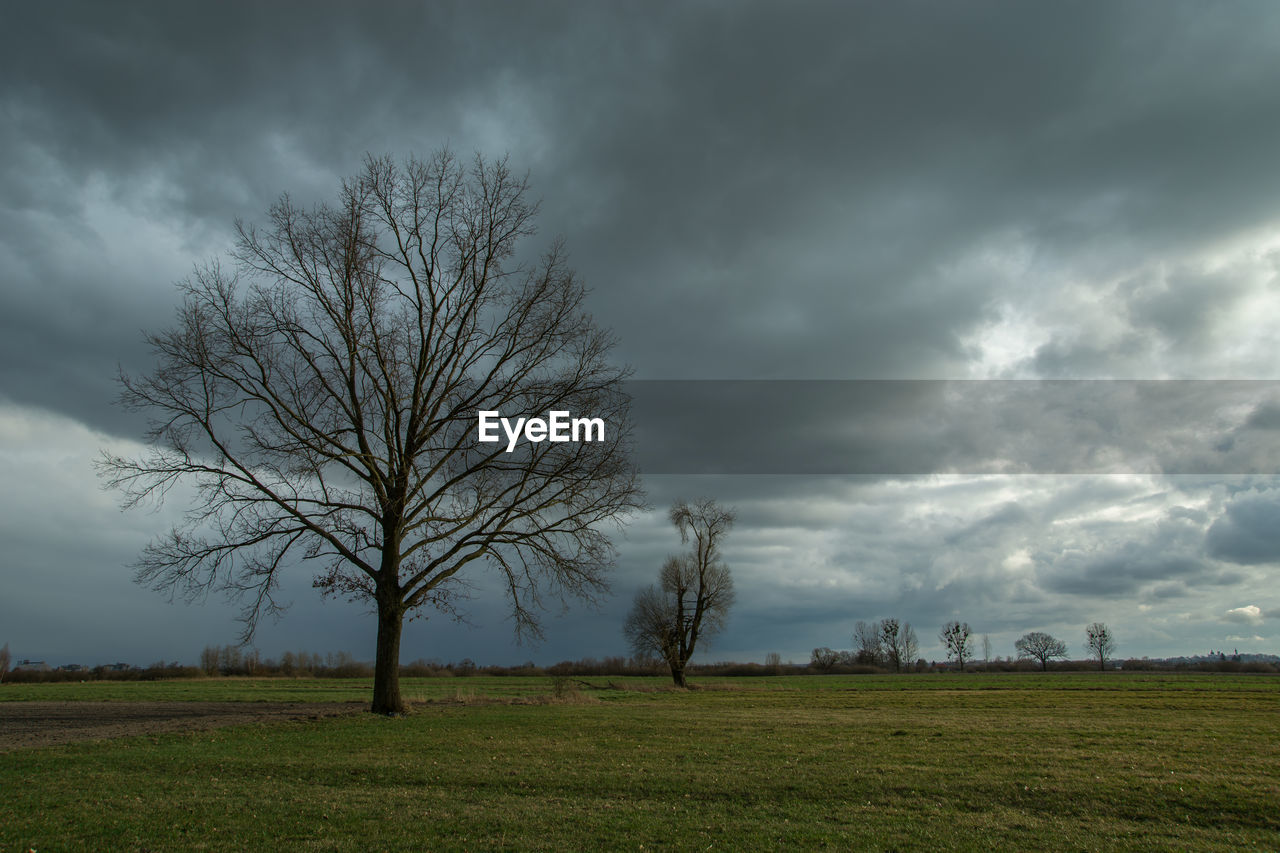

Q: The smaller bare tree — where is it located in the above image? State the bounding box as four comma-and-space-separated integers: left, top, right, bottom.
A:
852, 620, 883, 666
880, 618, 903, 672
623, 499, 736, 687
810, 647, 839, 673
939, 620, 972, 670
878, 618, 919, 673
1086, 622, 1116, 671
900, 622, 920, 671
1015, 631, 1068, 670
0, 643, 10, 683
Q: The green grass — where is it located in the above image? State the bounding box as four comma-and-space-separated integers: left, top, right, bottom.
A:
3, 674, 1279, 850
4, 671, 1274, 703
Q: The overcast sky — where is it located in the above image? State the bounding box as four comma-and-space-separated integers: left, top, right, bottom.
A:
3, 1, 1280, 668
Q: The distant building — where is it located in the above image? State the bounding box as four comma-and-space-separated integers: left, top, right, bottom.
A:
14, 659, 48, 672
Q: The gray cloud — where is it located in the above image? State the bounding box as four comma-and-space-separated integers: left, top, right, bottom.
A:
4, 2, 1280, 664
1206, 489, 1280, 565
628, 380, 1280, 475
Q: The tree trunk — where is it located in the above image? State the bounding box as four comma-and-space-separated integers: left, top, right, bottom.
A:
371, 600, 405, 715
670, 665, 687, 688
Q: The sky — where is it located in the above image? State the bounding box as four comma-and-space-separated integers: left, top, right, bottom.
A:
2, 1, 1279, 668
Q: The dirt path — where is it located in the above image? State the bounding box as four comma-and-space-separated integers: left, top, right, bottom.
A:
0, 701, 366, 751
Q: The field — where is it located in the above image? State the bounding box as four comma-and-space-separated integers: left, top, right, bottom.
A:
2, 674, 1278, 850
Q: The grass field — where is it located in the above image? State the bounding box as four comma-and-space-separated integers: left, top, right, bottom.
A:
2, 673, 1278, 850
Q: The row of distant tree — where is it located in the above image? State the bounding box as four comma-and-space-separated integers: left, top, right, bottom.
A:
7, 646, 1277, 685
811, 618, 923, 673
811, 620, 1120, 672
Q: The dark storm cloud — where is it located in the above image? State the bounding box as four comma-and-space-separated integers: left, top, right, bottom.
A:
8, 2, 1280, 436
541, 2, 1280, 380
627, 380, 1280, 474
2, 1, 576, 433
1205, 489, 1280, 566
1243, 403, 1280, 431
1045, 550, 1205, 597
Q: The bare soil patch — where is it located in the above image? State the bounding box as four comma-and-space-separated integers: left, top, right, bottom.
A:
0, 701, 366, 751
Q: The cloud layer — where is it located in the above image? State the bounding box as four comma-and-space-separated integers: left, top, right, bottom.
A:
2, 2, 1278, 665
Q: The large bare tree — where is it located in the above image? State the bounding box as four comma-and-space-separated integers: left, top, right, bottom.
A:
623, 499, 735, 687
100, 150, 643, 714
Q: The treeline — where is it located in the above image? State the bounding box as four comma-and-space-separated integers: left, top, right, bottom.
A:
2, 661, 202, 683
823, 657, 1278, 674
198, 646, 369, 677
193, 648, 663, 679
4, 647, 1276, 684
810, 617, 924, 673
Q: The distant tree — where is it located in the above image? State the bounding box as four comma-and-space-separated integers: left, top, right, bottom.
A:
982, 634, 992, 666
217, 645, 244, 675
623, 499, 736, 687
765, 652, 783, 674
939, 620, 973, 670
0, 642, 9, 683
810, 647, 840, 673
900, 622, 920, 669
852, 620, 883, 666
199, 646, 220, 676
878, 618, 919, 673
1085, 623, 1116, 671
1014, 631, 1068, 670
880, 618, 903, 671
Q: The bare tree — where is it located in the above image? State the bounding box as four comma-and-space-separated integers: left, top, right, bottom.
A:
810, 646, 839, 673
982, 634, 992, 666
765, 651, 783, 674
877, 618, 918, 673
1085, 622, 1116, 671
900, 622, 920, 671
0, 643, 9, 683
852, 620, 882, 666
939, 620, 972, 670
880, 618, 903, 671
623, 499, 735, 687
99, 151, 643, 714
1014, 631, 1068, 670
